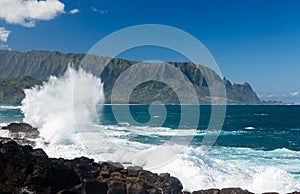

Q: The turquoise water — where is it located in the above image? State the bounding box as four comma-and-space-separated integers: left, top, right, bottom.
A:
0, 106, 23, 124
98, 105, 300, 192
1, 105, 300, 192
98, 105, 300, 151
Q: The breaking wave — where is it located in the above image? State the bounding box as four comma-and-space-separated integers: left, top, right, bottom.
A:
18, 67, 300, 193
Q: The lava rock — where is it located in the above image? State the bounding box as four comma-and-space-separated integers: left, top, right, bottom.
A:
2, 123, 39, 139
0, 141, 184, 194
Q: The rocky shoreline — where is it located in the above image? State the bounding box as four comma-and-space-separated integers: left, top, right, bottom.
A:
0, 123, 299, 194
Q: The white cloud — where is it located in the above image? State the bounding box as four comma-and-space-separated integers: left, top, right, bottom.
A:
0, 43, 10, 50
258, 93, 286, 98
100, 10, 108, 14
91, 7, 98, 12
91, 7, 108, 14
69, 9, 79, 15
290, 91, 299, 97
0, 27, 11, 42
0, 0, 65, 27
259, 91, 299, 98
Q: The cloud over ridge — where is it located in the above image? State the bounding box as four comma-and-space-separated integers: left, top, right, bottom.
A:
0, 27, 11, 42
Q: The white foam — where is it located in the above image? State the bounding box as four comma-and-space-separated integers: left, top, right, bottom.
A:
0, 105, 21, 109
251, 167, 298, 193
0, 129, 11, 138
245, 126, 255, 130
0, 123, 8, 127
21, 66, 104, 144
155, 147, 300, 193
253, 113, 268, 116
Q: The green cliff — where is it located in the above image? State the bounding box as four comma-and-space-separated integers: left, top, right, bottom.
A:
0, 50, 260, 104
0, 76, 42, 105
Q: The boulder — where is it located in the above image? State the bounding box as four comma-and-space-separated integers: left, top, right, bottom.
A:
191, 188, 254, 194
2, 123, 39, 139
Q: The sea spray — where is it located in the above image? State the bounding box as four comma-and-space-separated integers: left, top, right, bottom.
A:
21, 66, 104, 144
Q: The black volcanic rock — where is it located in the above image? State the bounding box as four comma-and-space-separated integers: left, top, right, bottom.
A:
2, 123, 39, 139
0, 141, 183, 194
1, 123, 39, 146
190, 188, 254, 194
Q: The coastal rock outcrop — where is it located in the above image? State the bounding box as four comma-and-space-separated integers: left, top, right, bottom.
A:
2, 122, 39, 139
0, 141, 183, 194
1, 123, 39, 146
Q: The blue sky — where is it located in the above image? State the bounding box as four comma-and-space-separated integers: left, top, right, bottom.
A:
0, 0, 300, 102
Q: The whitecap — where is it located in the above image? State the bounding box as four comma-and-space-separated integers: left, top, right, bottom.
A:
244, 126, 255, 130
0, 105, 21, 109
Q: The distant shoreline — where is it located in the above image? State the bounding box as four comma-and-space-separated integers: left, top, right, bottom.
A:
1, 103, 299, 107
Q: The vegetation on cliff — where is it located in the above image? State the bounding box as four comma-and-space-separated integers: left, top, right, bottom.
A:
0, 50, 261, 105
0, 76, 42, 105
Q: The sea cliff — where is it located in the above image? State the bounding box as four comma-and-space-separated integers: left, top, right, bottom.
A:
0, 50, 261, 105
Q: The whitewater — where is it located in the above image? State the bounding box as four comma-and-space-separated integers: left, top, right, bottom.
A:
1, 67, 294, 193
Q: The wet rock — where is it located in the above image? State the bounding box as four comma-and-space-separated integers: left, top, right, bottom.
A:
107, 180, 126, 194
192, 188, 254, 194
126, 182, 147, 194
81, 179, 107, 194
138, 170, 183, 194
220, 188, 254, 194
262, 193, 279, 194
0, 141, 184, 194
52, 164, 81, 193
127, 166, 143, 177
2, 123, 39, 139
107, 161, 124, 169
0, 137, 36, 147
1, 123, 39, 146
110, 171, 122, 179
127, 166, 143, 171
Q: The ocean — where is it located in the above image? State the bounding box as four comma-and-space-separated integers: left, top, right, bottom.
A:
0, 68, 299, 193
1, 104, 300, 193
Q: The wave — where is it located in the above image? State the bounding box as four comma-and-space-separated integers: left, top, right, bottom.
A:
0, 123, 8, 127
21, 66, 104, 144
101, 124, 251, 138
244, 126, 255, 130
0, 105, 21, 109
0, 129, 10, 138
253, 113, 268, 116
157, 146, 300, 193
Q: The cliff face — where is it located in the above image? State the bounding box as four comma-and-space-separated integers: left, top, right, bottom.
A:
0, 50, 260, 104
0, 76, 42, 105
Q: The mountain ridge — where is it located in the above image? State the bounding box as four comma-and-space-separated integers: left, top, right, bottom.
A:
0, 50, 260, 104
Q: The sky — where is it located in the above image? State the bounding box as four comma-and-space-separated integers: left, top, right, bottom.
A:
0, 0, 300, 102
